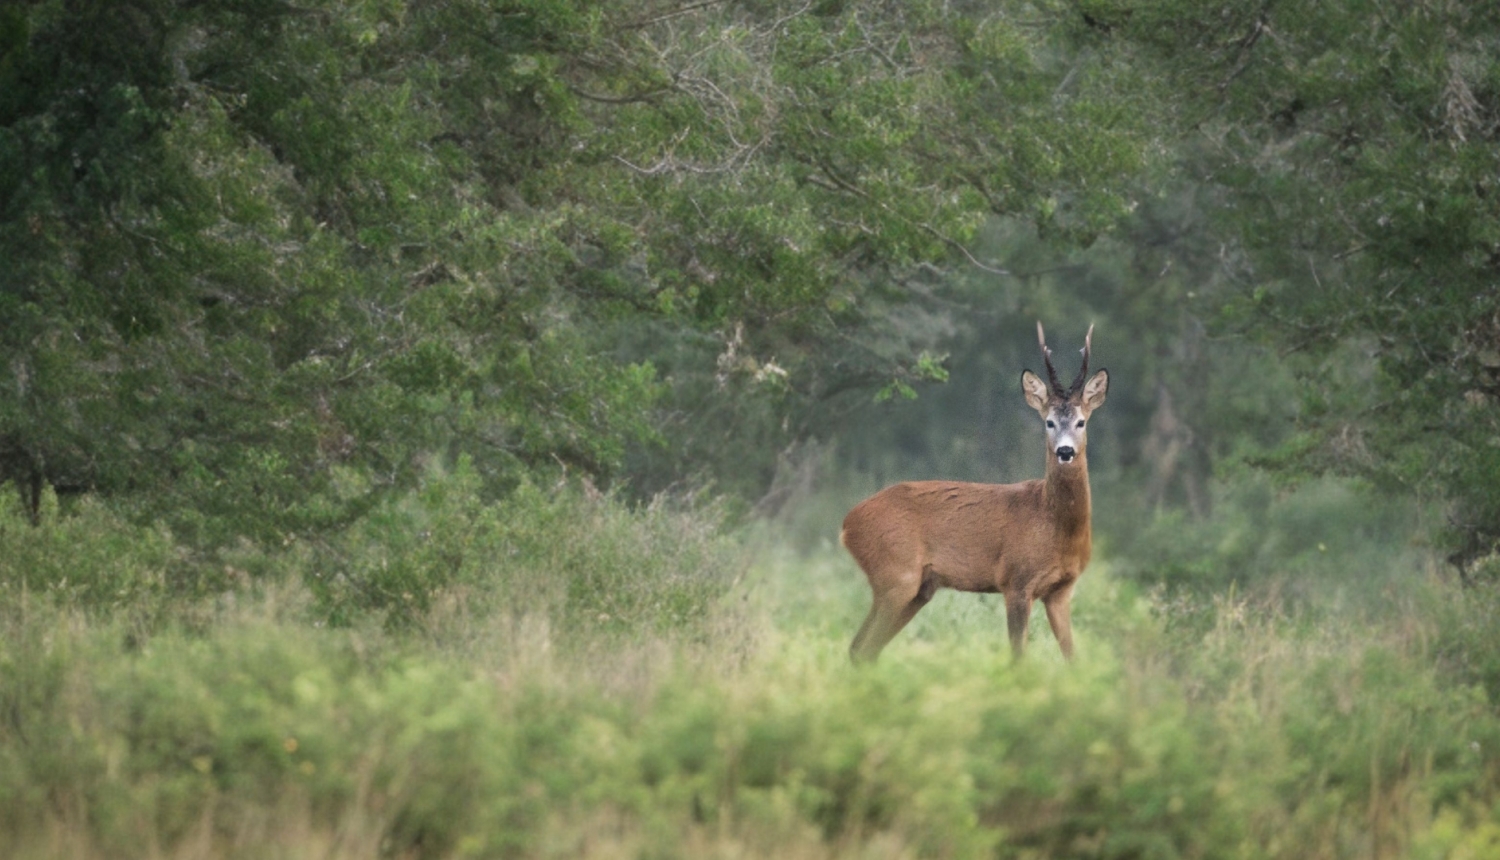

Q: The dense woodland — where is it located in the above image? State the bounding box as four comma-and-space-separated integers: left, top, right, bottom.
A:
4, 2, 1500, 858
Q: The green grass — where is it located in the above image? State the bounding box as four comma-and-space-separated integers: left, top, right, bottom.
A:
2, 483, 1500, 858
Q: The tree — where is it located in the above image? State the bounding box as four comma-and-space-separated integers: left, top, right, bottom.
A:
0, 1, 1166, 543
1120, 0, 1500, 564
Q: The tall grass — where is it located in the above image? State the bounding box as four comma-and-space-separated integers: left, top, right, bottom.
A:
1, 477, 1499, 858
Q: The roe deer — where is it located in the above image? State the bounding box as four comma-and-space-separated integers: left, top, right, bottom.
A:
842, 322, 1109, 662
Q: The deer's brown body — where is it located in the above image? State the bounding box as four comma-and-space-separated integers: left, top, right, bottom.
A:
843, 323, 1108, 663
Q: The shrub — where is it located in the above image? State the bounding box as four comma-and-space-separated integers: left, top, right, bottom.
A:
0, 483, 184, 616
1114, 475, 1425, 602
310, 457, 744, 638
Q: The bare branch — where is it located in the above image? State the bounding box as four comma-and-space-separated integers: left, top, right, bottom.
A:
1217, 3, 1274, 95
620, 0, 732, 32
569, 84, 674, 105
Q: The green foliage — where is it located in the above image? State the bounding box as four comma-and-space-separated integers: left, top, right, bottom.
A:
1122, 0, 1500, 556
0, 461, 742, 652
0, 607, 523, 858
2, 543, 1500, 859
312, 457, 742, 635
1429, 575, 1500, 706
0, 482, 183, 615
0, 0, 1169, 543
2, 0, 1494, 567
1113, 475, 1426, 602
1, 0, 677, 546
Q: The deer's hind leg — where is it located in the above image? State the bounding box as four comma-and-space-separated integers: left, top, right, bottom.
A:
850, 564, 938, 663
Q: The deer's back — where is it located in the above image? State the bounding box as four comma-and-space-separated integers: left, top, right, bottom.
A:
841, 479, 1052, 592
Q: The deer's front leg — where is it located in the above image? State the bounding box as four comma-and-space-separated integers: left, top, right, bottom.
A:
1043, 583, 1075, 662
1005, 592, 1032, 659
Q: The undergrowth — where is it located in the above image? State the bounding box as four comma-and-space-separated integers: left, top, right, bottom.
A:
1, 478, 1499, 859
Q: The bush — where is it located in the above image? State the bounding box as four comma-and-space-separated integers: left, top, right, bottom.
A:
0, 605, 540, 859
1114, 475, 1425, 602
310, 457, 745, 638
1429, 576, 1500, 706
0, 459, 745, 645
0, 483, 184, 617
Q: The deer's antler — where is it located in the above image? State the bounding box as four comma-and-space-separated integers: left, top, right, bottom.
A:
1068, 323, 1094, 395
1037, 321, 1065, 395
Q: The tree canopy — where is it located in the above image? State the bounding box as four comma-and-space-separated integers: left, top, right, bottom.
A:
3, 0, 1498, 564
1, 0, 1159, 539
1133, 0, 1500, 562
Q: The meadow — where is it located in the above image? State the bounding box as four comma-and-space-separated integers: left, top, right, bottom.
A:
3, 471, 1500, 860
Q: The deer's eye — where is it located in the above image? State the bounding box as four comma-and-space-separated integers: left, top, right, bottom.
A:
1076, 420, 1085, 429
1045, 420, 1055, 429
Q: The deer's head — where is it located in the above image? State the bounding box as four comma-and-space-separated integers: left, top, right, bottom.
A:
1021, 322, 1109, 467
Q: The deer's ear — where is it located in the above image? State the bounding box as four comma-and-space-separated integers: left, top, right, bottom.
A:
1082, 368, 1109, 411
1021, 370, 1050, 415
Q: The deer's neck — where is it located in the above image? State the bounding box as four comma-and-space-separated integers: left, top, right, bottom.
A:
1043, 456, 1092, 537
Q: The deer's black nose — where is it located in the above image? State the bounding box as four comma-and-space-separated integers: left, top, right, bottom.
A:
1056, 446, 1075, 462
